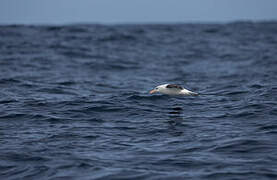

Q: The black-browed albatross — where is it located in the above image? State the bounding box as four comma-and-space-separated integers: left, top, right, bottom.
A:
149, 84, 198, 96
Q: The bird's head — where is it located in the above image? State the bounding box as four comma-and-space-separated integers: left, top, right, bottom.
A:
149, 84, 167, 94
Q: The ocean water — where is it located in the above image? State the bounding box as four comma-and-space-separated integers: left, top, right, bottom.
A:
0, 22, 277, 180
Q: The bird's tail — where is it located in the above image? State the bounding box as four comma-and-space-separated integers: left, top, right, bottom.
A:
198, 92, 225, 96
187, 90, 224, 96
188, 91, 199, 96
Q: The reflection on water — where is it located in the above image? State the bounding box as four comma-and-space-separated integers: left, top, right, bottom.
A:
167, 105, 185, 136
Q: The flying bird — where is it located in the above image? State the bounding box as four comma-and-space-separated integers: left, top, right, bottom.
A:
149, 84, 198, 96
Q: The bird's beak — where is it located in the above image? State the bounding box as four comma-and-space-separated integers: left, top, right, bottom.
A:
149, 89, 157, 94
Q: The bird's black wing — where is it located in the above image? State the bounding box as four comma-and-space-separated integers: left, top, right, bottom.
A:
166, 84, 183, 90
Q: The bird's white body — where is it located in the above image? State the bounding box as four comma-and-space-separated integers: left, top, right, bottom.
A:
150, 84, 198, 96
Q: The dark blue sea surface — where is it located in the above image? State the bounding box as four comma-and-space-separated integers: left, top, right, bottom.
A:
0, 22, 277, 179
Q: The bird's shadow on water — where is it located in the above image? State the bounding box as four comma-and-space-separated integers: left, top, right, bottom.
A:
166, 104, 186, 136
